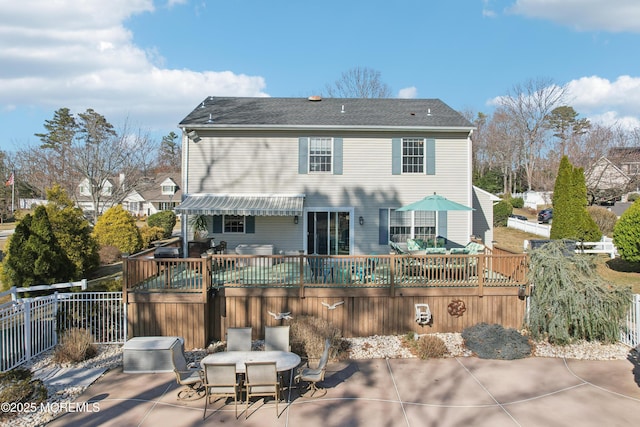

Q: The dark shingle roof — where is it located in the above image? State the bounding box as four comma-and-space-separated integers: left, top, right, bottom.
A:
179, 97, 474, 130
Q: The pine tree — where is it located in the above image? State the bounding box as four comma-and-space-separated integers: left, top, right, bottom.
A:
550, 156, 601, 241
1, 206, 75, 288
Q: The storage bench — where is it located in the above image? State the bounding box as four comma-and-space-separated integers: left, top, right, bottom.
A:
122, 336, 185, 373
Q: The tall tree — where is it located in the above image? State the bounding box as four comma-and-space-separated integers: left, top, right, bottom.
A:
72, 110, 155, 223
551, 156, 601, 241
157, 131, 182, 171
324, 67, 392, 98
498, 78, 566, 191
546, 106, 590, 157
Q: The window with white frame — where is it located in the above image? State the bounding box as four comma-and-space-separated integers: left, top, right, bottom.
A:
224, 215, 245, 233
388, 208, 435, 242
309, 137, 332, 173
402, 138, 425, 173
161, 184, 176, 195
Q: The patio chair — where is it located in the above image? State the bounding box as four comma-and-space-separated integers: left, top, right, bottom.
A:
264, 325, 290, 352
352, 258, 377, 283
201, 362, 241, 419
308, 257, 332, 283
296, 338, 330, 398
172, 347, 204, 400
227, 327, 252, 351
245, 361, 280, 418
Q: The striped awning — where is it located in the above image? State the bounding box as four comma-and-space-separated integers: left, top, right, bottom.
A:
174, 194, 305, 216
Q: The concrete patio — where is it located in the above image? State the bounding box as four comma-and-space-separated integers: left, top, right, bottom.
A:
46, 355, 640, 426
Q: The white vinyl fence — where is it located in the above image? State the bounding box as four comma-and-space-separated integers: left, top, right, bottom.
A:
507, 217, 551, 237
621, 294, 640, 349
0, 281, 125, 372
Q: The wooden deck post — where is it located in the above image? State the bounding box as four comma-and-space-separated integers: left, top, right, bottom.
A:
389, 253, 396, 297
477, 254, 485, 297
299, 254, 305, 299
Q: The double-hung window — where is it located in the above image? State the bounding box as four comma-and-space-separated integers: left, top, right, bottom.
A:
309, 137, 332, 173
402, 138, 424, 173
387, 208, 435, 243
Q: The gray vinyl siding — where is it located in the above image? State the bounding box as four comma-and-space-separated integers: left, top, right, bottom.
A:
184, 129, 472, 254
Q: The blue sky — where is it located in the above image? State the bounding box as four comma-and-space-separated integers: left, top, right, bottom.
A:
1, 0, 640, 153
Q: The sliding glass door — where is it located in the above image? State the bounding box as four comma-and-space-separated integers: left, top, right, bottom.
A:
307, 210, 351, 255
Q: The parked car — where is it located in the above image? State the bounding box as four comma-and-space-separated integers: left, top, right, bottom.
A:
537, 208, 553, 223
509, 214, 528, 221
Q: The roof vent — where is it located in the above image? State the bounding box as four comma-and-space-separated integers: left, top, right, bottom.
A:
207, 113, 213, 123
427, 108, 432, 116
308, 95, 322, 102
200, 101, 205, 108
341, 105, 345, 113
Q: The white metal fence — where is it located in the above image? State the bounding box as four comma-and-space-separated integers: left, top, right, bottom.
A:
0, 283, 125, 372
621, 294, 640, 349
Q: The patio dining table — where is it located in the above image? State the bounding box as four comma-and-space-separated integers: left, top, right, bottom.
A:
200, 350, 302, 399
200, 350, 301, 374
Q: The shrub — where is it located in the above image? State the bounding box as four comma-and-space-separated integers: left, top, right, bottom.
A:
147, 211, 177, 238
613, 199, 640, 262
587, 205, 618, 237
0, 369, 47, 421
92, 205, 142, 254
139, 225, 165, 248
411, 335, 448, 359
53, 328, 97, 364
628, 193, 640, 202
98, 245, 121, 265
511, 197, 524, 209
527, 240, 632, 344
462, 323, 531, 359
493, 200, 513, 226
289, 316, 344, 360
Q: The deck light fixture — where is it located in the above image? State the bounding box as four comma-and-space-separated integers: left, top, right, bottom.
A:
359, 216, 364, 225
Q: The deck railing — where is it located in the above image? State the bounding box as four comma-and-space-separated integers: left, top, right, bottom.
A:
124, 252, 529, 297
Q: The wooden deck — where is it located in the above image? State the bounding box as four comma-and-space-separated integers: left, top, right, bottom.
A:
123, 249, 530, 349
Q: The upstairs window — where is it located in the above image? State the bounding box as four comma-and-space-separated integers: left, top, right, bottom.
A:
309, 137, 332, 173
402, 138, 424, 173
161, 184, 176, 195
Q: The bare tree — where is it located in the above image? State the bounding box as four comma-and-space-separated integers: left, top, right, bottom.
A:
73, 111, 155, 222
324, 67, 392, 98
497, 78, 566, 190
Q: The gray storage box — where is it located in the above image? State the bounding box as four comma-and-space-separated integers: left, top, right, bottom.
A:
122, 336, 185, 373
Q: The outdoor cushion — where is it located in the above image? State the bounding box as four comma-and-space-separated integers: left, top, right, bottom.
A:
425, 247, 447, 254
449, 248, 469, 254
465, 242, 485, 254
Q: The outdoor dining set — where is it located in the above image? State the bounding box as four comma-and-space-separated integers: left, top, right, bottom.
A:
171, 326, 331, 419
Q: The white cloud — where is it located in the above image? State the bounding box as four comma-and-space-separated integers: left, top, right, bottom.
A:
566, 75, 640, 130
507, 0, 640, 32
398, 87, 418, 99
0, 0, 268, 133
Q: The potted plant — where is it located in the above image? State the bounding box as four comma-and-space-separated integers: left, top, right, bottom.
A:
188, 214, 209, 240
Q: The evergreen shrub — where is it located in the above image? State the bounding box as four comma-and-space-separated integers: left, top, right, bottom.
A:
147, 211, 176, 238
613, 199, 640, 262
493, 200, 513, 226
92, 205, 142, 254
462, 323, 531, 359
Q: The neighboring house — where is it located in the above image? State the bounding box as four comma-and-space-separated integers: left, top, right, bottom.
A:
585, 156, 633, 204
76, 172, 181, 218
122, 173, 182, 217
176, 96, 483, 255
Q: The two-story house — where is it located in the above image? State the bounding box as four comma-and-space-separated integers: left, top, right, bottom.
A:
176, 96, 490, 256
77, 172, 181, 219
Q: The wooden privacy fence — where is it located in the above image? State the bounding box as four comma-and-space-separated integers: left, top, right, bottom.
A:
124, 251, 530, 348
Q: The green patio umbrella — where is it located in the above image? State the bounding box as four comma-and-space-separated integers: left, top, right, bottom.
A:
397, 193, 474, 247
